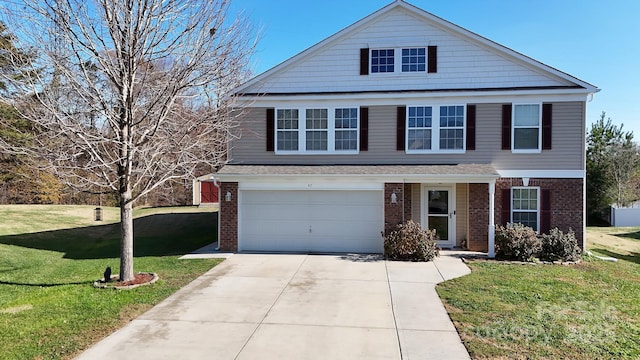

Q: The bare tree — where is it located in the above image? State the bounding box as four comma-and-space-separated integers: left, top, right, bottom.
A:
0, 0, 255, 281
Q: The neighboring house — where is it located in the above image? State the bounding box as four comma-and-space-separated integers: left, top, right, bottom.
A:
213, 0, 598, 256
192, 174, 220, 206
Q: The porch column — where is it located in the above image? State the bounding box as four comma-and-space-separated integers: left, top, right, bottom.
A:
488, 180, 496, 258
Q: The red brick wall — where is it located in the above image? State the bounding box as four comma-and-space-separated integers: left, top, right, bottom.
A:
384, 183, 406, 234
219, 182, 238, 252
495, 178, 584, 247
468, 183, 489, 252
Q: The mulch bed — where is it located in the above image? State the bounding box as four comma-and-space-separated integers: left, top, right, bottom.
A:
94, 272, 159, 290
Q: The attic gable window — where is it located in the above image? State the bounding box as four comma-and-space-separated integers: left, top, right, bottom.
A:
402, 48, 426, 72
371, 49, 394, 73
366, 46, 436, 74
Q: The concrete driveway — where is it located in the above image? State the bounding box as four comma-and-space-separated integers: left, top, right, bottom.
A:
76, 253, 472, 359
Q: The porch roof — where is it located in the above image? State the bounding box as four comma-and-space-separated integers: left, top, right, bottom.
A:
215, 164, 499, 182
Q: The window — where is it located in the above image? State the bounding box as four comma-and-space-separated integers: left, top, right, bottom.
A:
306, 109, 328, 151
402, 48, 426, 72
512, 187, 539, 231
407, 106, 432, 150
335, 108, 358, 150
275, 107, 359, 154
276, 109, 299, 151
371, 47, 428, 73
406, 105, 465, 153
371, 49, 394, 73
513, 104, 541, 151
439, 106, 464, 150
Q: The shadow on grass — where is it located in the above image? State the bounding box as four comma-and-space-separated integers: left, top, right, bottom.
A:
0, 279, 92, 287
592, 248, 640, 265
0, 212, 218, 260
614, 230, 640, 241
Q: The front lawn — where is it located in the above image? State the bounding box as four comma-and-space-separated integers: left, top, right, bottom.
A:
0, 205, 221, 360
437, 228, 640, 359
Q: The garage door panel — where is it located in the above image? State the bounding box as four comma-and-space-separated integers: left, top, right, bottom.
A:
239, 190, 383, 253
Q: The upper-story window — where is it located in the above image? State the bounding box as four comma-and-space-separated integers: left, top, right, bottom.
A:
335, 108, 358, 150
439, 106, 464, 150
406, 105, 465, 153
512, 104, 541, 152
305, 109, 328, 151
402, 48, 426, 72
276, 109, 299, 151
371, 49, 395, 73
276, 107, 359, 154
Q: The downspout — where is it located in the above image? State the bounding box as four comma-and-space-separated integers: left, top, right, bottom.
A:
211, 175, 222, 251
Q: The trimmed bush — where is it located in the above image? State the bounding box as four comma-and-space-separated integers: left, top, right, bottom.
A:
383, 220, 439, 262
539, 228, 582, 262
495, 223, 541, 262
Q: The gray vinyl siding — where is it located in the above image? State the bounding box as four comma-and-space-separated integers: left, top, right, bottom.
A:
229, 102, 585, 171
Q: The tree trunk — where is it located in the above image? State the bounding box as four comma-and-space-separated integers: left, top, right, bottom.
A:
119, 192, 134, 282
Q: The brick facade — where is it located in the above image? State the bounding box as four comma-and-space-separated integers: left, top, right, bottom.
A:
495, 178, 584, 247
219, 182, 238, 252
468, 183, 489, 252
384, 183, 408, 234
218, 178, 583, 254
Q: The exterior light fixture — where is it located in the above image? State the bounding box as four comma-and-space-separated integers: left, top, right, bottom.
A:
225, 191, 232, 202
391, 192, 398, 204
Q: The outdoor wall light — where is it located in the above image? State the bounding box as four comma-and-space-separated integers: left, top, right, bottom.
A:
391, 192, 398, 204
225, 191, 232, 202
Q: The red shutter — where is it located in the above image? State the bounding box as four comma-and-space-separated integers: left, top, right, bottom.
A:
397, 106, 406, 151
360, 48, 369, 75
542, 103, 552, 150
466, 104, 476, 150
540, 189, 551, 233
501, 188, 511, 226
266, 108, 275, 152
501, 104, 512, 150
360, 107, 368, 151
427, 46, 437, 73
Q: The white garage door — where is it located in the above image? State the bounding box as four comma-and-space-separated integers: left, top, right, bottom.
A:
239, 190, 383, 253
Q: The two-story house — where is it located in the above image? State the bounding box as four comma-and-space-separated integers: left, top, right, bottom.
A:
213, 0, 598, 257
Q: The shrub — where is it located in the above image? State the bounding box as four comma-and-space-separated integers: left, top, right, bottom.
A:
539, 228, 582, 262
495, 223, 541, 262
383, 220, 439, 262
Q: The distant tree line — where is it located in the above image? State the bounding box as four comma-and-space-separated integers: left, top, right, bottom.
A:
586, 112, 640, 224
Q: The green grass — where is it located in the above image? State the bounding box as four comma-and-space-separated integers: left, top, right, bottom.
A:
437, 244, 640, 359
0, 205, 221, 360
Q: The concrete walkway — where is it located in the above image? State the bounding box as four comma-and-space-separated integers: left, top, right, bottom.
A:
76, 252, 472, 359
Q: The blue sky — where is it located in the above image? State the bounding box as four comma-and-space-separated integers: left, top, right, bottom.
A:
229, 0, 640, 138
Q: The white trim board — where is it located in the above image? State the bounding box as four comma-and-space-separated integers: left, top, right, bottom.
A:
497, 170, 585, 179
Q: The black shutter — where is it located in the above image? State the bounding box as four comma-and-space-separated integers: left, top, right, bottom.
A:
542, 103, 553, 150
360, 48, 369, 75
360, 107, 368, 151
428, 46, 437, 73
397, 106, 406, 151
501, 104, 512, 150
266, 108, 275, 152
540, 189, 551, 233
501, 188, 511, 226
466, 104, 476, 150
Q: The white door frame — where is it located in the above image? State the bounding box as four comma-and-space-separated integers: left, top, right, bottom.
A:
421, 184, 456, 248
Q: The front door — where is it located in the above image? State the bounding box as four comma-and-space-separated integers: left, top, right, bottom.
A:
424, 186, 455, 248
